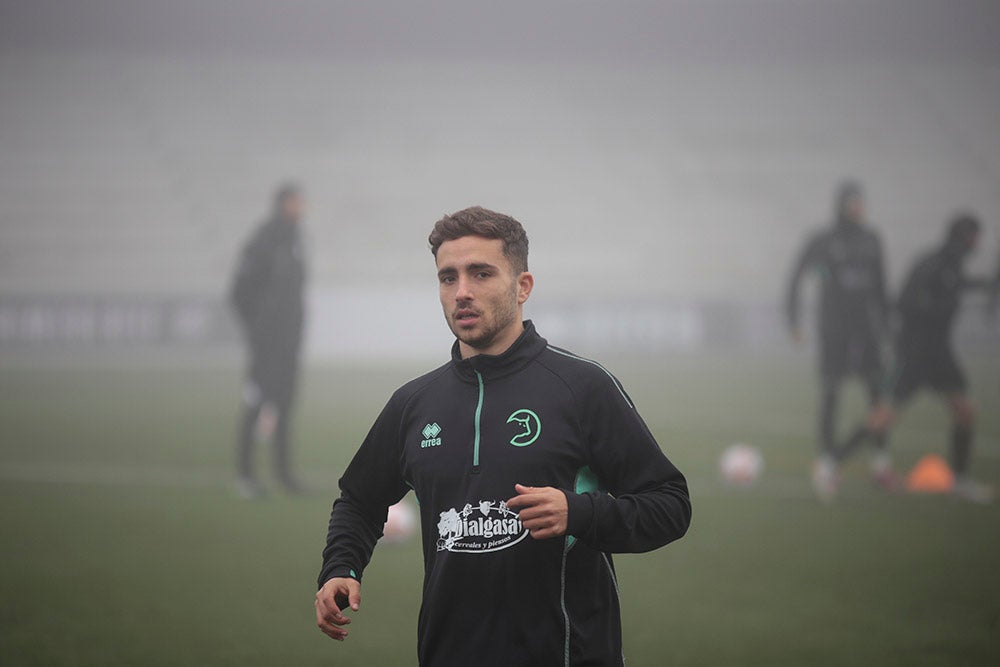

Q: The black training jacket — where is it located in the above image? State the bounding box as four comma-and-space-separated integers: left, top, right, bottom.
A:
896, 246, 967, 348
319, 322, 691, 666
785, 219, 888, 344
895, 236, 998, 348
229, 217, 306, 357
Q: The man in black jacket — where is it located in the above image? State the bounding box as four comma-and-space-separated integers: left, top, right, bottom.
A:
785, 181, 889, 500
315, 206, 691, 666
230, 184, 307, 498
839, 214, 997, 503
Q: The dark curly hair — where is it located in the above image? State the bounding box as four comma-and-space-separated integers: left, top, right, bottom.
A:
428, 206, 529, 274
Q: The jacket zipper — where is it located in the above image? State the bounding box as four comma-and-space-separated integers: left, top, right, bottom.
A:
472, 370, 484, 473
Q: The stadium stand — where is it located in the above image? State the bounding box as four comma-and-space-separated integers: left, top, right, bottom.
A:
1, 52, 998, 354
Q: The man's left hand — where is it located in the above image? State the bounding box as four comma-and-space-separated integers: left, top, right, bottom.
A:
506, 484, 568, 539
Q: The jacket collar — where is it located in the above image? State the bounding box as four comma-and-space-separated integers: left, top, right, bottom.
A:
267, 215, 300, 238
833, 218, 863, 237
450, 320, 547, 383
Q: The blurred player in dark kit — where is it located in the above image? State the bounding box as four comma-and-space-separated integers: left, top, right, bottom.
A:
839, 214, 998, 503
230, 184, 307, 498
786, 181, 890, 501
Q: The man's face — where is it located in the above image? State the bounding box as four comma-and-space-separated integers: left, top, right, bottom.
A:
844, 195, 865, 225
280, 192, 305, 223
963, 229, 980, 256
435, 236, 531, 357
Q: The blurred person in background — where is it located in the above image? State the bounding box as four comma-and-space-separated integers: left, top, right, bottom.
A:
785, 181, 890, 501
229, 184, 307, 498
838, 213, 998, 503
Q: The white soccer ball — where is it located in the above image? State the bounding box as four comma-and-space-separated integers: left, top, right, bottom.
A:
719, 443, 764, 487
382, 500, 418, 543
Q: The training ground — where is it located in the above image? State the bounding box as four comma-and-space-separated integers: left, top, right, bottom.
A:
1, 351, 998, 666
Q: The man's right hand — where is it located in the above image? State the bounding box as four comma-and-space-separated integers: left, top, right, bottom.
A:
315, 577, 361, 641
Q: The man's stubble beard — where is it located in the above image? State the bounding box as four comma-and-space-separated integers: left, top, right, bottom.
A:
450, 282, 520, 353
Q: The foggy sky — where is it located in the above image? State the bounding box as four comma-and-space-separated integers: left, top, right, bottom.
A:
3, 0, 1000, 65
1, 0, 999, 308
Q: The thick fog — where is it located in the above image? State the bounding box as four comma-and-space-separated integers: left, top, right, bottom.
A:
1, 0, 998, 358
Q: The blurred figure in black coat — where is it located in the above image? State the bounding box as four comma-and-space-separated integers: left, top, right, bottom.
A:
230, 184, 307, 498
785, 181, 890, 501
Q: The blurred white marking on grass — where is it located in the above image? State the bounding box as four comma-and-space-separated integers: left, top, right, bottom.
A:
666, 418, 1000, 458
1, 462, 979, 501
0, 462, 228, 488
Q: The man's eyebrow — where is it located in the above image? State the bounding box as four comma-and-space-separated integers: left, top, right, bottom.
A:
437, 262, 499, 278
467, 262, 498, 272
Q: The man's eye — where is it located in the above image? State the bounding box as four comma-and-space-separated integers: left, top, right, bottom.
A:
476, 272, 491, 279
440, 276, 455, 285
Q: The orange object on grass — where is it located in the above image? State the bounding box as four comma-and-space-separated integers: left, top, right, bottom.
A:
906, 454, 954, 493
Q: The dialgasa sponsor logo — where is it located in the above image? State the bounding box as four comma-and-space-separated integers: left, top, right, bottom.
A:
436, 500, 529, 553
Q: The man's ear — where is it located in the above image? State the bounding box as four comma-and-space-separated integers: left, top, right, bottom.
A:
517, 272, 534, 305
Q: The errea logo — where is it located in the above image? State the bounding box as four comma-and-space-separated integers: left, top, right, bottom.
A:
421, 422, 442, 448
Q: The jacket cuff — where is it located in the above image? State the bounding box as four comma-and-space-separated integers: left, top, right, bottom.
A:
317, 565, 361, 590
563, 490, 595, 538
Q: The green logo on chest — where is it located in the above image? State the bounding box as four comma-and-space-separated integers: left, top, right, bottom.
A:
506, 409, 541, 447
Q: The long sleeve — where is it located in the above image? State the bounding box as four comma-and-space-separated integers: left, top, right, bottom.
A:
989, 251, 1000, 317
229, 226, 271, 330
872, 233, 889, 328
317, 394, 411, 588
897, 255, 945, 319
785, 234, 821, 331
563, 372, 691, 554
960, 269, 1000, 291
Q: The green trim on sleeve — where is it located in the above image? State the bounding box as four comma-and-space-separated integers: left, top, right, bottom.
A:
567, 466, 604, 549
574, 466, 601, 494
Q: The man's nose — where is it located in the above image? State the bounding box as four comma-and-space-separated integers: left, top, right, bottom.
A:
455, 277, 474, 302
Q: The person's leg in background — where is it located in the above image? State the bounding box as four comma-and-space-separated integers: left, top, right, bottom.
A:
812, 370, 843, 502
236, 377, 266, 499
271, 350, 304, 494
947, 393, 993, 503
865, 369, 898, 490
272, 393, 303, 493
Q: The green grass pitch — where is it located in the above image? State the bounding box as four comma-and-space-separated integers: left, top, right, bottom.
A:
1, 351, 998, 666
